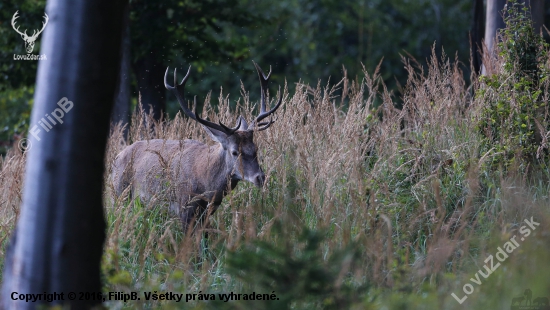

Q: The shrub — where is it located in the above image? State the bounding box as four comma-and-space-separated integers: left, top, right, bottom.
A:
476, 0, 550, 168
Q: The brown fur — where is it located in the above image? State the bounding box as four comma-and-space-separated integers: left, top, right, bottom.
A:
111, 130, 262, 233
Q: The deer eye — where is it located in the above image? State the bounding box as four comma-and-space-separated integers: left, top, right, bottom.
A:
231, 151, 238, 157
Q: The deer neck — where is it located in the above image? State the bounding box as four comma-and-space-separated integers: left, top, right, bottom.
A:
204, 144, 236, 196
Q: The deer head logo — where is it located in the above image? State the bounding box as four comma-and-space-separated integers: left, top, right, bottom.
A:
11, 11, 49, 54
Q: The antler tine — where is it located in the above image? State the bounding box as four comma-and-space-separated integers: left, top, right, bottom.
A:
164, 66, 192, 115
11, 11, 27, 37
256, 119, 276, 131
30, 13, 48, 39
253, 60, 270, 115
192, 97, 241, 133
164, 66, 240, 135
250, 62, 283, 130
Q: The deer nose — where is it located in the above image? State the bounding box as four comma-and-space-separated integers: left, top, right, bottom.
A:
255, 173, 266, 188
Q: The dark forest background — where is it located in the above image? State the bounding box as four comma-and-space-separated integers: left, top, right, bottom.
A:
1, 0, 549, 152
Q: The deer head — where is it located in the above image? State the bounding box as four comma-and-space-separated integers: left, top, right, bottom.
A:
164, 61, 282, 188
11, 11, 49, 54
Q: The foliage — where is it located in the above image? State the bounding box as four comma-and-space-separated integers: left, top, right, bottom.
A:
0, 87, 33, 155
500, 1, 547, 82
219, 224, 368, 309
0, 0, 475, 139
217, 0, 473, 102
130, 0, 260, 68
476, 0, 550, 168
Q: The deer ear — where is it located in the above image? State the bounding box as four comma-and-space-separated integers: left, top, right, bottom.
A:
237, 115, 248, 131
201, 125, 228, 145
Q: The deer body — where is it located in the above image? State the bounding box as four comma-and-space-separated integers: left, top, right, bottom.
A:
112, 139, 237, 231
111, 62, 281, 233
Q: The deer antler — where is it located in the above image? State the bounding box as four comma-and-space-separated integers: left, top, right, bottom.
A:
249, 61, 283, 131
11, 11, 28, 38
165, 66, 240, 135
29, 13, 49, 40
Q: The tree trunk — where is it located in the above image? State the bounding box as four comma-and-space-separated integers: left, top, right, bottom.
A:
483, 0, 507, 64
111, 3, 132, 137
133, 53, 166, 120
1, 0, 126, 308
525, 0, 544, 33
471, 0, 485, 75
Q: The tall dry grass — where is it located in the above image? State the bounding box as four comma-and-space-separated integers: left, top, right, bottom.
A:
0, 147, 25, 259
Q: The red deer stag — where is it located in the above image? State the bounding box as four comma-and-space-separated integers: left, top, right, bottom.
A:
111, 62, 282, 234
